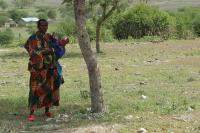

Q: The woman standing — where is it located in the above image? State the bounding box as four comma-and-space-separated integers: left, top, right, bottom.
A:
24, 19, 60, 121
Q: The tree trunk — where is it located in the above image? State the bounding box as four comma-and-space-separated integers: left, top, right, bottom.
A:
96, 20, 102, 53
74, 0, 104, 113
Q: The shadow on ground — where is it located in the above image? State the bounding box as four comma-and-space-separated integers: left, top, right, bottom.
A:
0, 97, 92, 133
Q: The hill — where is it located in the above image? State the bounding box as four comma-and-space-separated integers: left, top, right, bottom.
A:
4, 0, 200, 11
150, 0, 200, 10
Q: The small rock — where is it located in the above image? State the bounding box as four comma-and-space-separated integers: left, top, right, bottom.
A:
124, 115, 133, 121
135, 116, 140, 119
86, 108, 91, 111
139, 81, 147, 85
141, 95, 147, 99
46, 118, 54, 122
115, 68, 119, 71
137, 128, 147, 133
187, 107, 194, 111
134, 72, 141, 76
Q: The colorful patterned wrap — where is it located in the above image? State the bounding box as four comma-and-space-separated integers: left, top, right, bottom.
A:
24, 32, 60, 111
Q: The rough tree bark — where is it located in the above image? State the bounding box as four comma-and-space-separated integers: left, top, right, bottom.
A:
74, 0, 104, 113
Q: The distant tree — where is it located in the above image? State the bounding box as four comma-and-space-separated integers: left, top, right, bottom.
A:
38, 13, 48, 20
0, 0, 8, 10
58, 3, 74, 18
13, 0, 36, 9
9, 9, 28, 22
89, 0, 122, 53
47, 9, 57, 19
87, 0, 132, 53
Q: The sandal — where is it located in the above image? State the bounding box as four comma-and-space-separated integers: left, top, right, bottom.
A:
45, 112, 54, 117
27, 114, 36, 121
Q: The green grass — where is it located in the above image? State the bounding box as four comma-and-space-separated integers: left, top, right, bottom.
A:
1, 39, 200, 132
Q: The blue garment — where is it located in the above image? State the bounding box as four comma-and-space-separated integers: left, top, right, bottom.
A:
51, 38, 66, 87
52, 38, 66, 59
56, 62, 62, 77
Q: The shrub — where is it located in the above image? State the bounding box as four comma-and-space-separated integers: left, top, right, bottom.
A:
113, 4, 171, 40
47, 9, 57, 19
169, 7, 200, 39
100, 27, 114, 42
192, 15, 200, 36
38, 13, 48, 20
0, 29, 14, 45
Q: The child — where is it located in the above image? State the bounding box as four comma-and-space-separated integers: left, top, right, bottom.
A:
53, 36, 69, 86
44, 34, 69, 87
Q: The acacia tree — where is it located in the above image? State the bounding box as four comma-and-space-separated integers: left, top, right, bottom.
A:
62, 0, 131, 53
89, 0, 120, 53
63, 0, 104, 113
89, 0, 133, 53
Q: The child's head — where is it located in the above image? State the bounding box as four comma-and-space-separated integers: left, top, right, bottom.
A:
59, 36, 69, 47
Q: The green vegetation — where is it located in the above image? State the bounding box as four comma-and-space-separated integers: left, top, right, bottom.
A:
113, 4, 171, 39
0, 29, 14, 45
0, 0, 8, 10
1, 0, 200, 132
8, 9, 28, 22
0, 1, 200, 47
1, 39, 200, 132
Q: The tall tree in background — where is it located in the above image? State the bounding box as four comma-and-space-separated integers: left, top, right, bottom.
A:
89, 0, 119, 53
88, 0, 132, 53
62, 0, 131, 53
63, 0, 104, 113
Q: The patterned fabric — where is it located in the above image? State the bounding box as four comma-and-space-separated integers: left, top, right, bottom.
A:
24, 31, 60, 111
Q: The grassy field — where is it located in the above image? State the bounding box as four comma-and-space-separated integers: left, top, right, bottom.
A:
1, 39, 200, 132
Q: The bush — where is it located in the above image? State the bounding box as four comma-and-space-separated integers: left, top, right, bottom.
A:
113, 4, 171, 40
100, 27, 114, 42
47, 9, 57, 19
0, 29, 14, 45
38, 13, 48, 20
169, 7, 200, 39
193, 15, 200, 36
